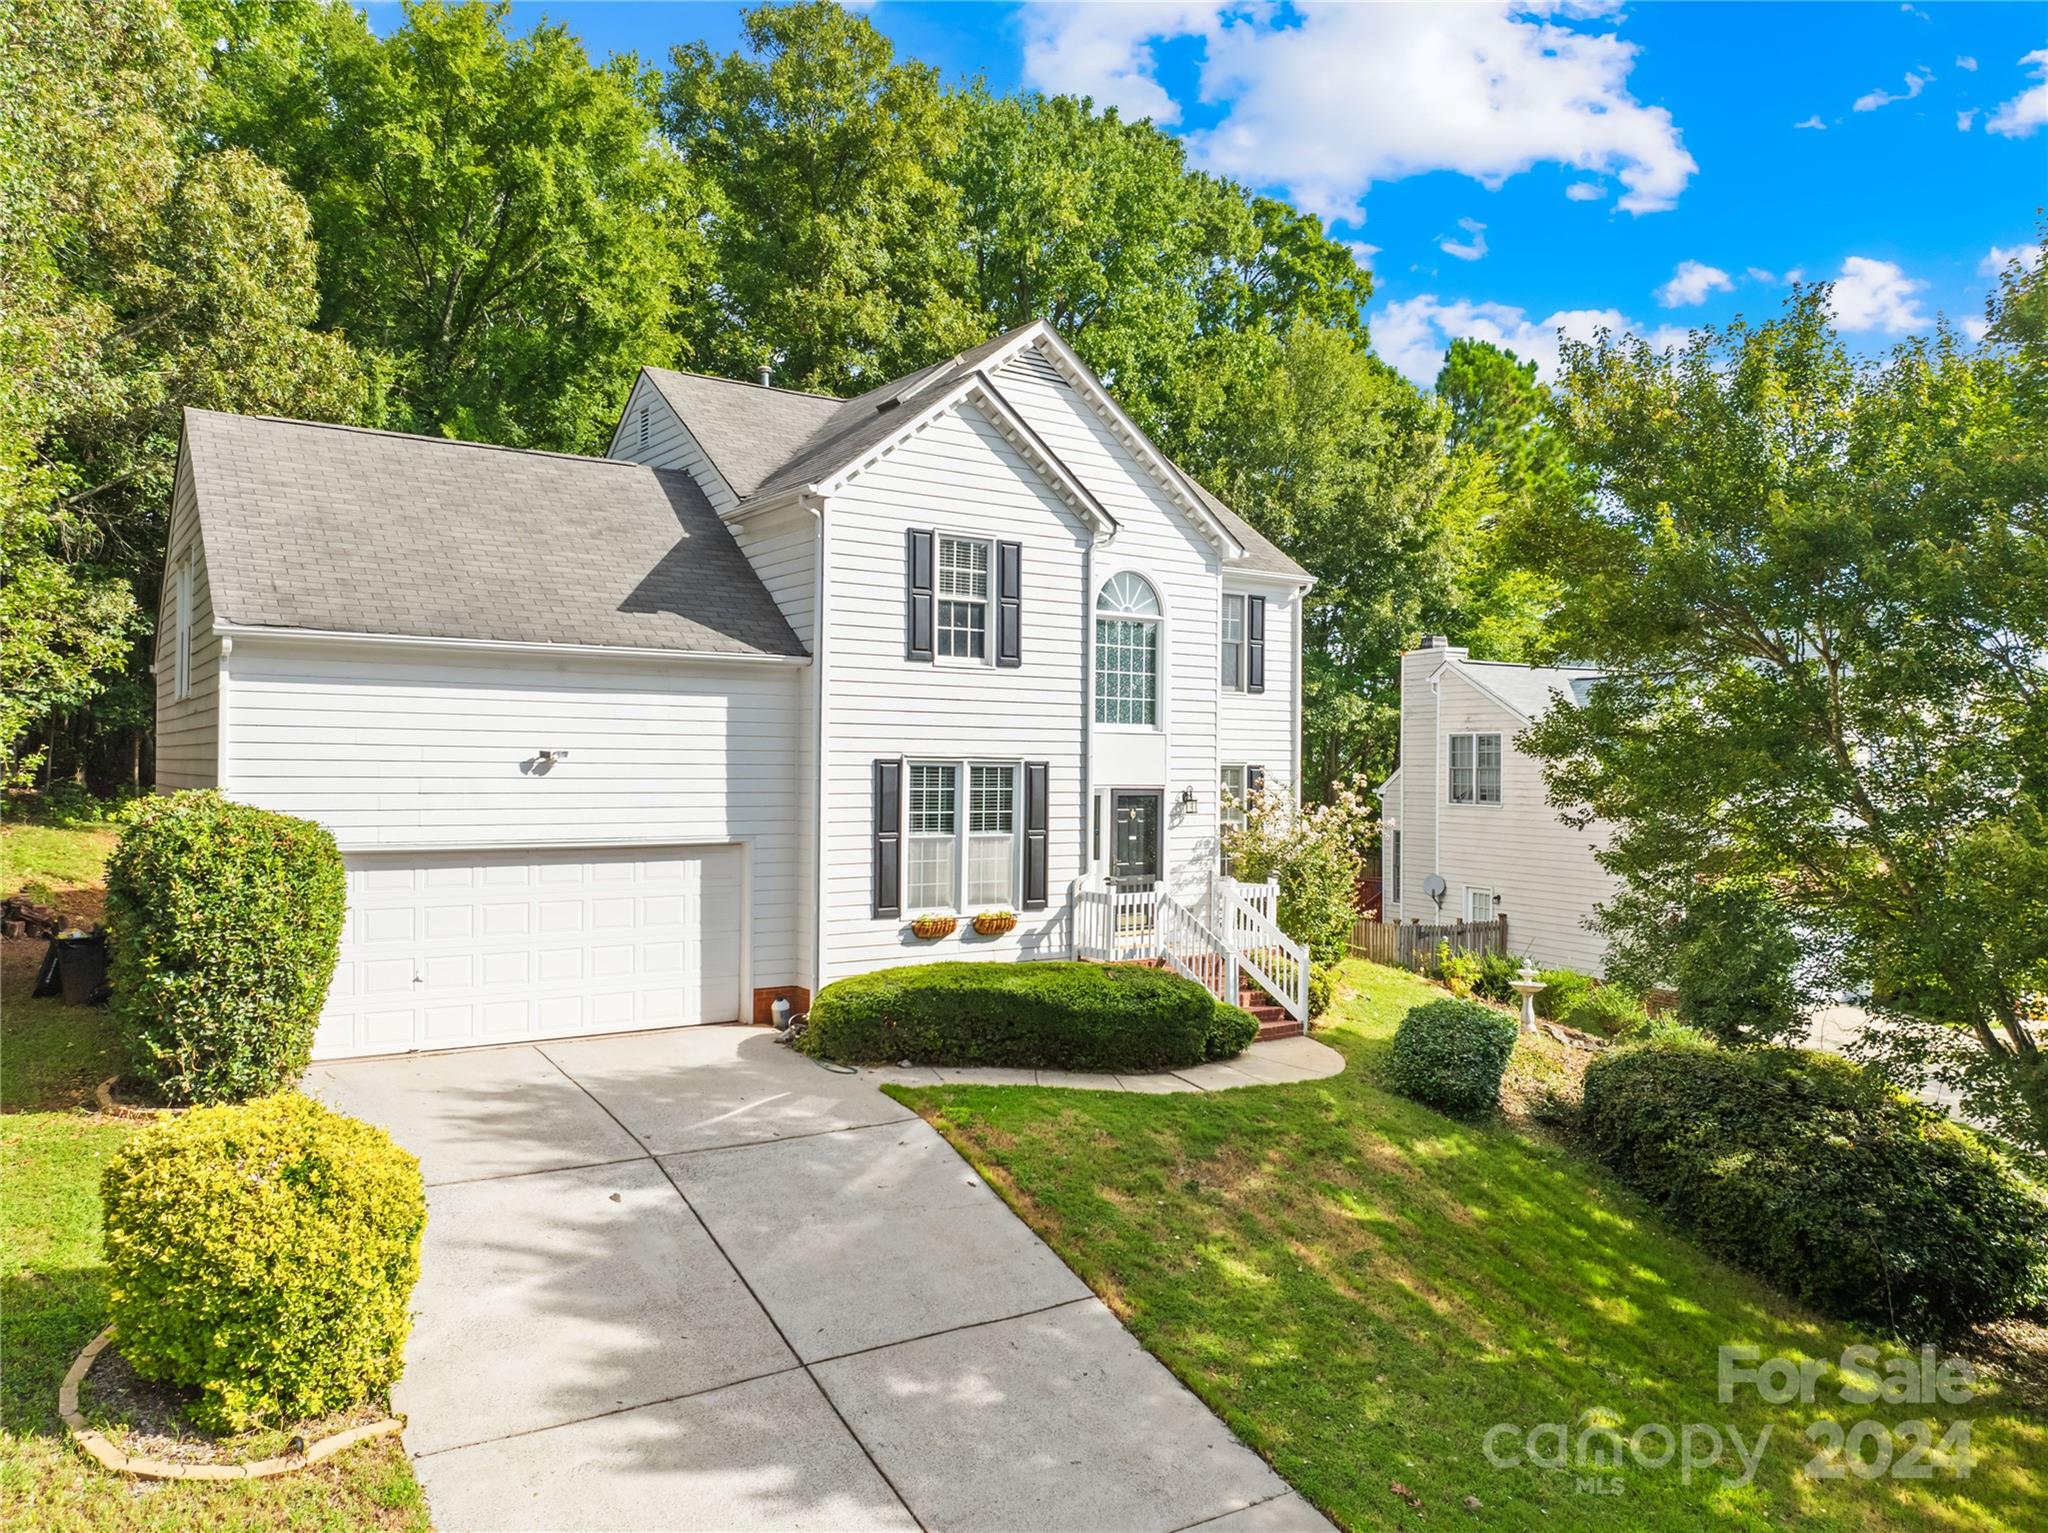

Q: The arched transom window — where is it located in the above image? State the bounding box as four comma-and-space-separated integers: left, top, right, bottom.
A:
1095, 573, 1160, 726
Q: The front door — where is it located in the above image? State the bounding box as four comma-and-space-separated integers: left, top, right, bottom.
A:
1110, 791, 1162, 890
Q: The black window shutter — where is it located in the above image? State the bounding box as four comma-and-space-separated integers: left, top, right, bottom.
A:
1246, 765, 1265, 799
905, 530, 934, 662
995, 541, 1023, 668
873, 759, 902, 917
1246, 595, 1267, 694
1023, 761, 1049, 910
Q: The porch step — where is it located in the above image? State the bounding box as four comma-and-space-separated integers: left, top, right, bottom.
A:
1255, 1017, 1305, 1041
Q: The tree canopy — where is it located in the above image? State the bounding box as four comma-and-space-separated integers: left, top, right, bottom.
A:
1517, 261, 2048, 1148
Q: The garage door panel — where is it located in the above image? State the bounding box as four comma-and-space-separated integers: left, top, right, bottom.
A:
314, 845, 743, 1059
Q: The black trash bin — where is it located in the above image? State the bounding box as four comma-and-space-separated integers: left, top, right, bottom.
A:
55, 930, 109, 1006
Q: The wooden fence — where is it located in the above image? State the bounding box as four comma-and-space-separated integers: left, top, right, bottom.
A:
1350, 914, 1510, 969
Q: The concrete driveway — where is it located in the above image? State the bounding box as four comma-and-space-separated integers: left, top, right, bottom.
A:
308, 1027, 1332, 1533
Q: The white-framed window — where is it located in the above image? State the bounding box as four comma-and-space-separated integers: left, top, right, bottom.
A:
906, 760, 1019, 911
907, 763, 958, 909
1465, 886, 1495, 926
967, 764, 1018, 905
935, 535, 991, 661
1094, 572, 1160, 726
173, 557, 194, 702
1220, 593, 1246, 690
1447, 732, 1503, 805
1219, 763, 1248, 873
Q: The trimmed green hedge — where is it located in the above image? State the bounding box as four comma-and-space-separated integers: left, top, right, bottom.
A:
101, 1093, 426, 1432
106, 791, 346, 1104
1388, 998, 1519, 1116
1206, 1003, 1259, 1060
1582, 1037, 2048, 1333
801, 961, 1243, 1071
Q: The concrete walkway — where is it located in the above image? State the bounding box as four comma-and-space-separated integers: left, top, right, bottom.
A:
308, 1027, 1339, 1533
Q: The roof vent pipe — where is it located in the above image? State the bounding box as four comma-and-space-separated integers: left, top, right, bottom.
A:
758, 364, 773, 387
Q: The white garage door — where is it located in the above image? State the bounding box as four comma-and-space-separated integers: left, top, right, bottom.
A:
314, 845, 743, 1059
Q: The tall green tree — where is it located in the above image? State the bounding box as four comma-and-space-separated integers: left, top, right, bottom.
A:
1202, 323, 1483, 796
1, 0, 365, 786
663, 1, 981, 392
207, 0, 698, 451
1518, 266, 2048, 1148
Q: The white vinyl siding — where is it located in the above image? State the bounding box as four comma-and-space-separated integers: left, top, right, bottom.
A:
817, 399, 1088, 979
222, 636, 807, 1001
153, 453, 221, 791
1394, 653, 1620, 974
995, 344, 1233, 906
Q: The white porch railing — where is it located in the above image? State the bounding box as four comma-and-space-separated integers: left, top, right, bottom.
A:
1156, 893, 1237, 1005
1213, 878, 1309, 1027
1072, 873, 1308, 1030
1072, 882, 1161, 962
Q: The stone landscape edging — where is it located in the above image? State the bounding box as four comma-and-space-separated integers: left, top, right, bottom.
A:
59, 1328, 404, 1480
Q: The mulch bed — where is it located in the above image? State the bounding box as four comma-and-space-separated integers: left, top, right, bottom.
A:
79, 1340, 393, 1470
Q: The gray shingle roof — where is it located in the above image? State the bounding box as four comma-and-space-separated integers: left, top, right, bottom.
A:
646, 326, 1312, 582
1457, 659, 1603, 718
183, 409, 807, 659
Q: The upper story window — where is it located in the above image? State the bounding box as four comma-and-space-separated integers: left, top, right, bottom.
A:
1448, 732, 1503, 805
1094, 573, 1160, 727
1220, 594, 1246, 690
935, 536, 991, 660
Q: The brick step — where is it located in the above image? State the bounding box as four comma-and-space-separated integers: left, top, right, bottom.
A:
1256, 1017, 1304, 1041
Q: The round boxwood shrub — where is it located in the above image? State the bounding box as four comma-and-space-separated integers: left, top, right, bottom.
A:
1581, 1036, 2048, 1333
801, 961, 1230, 1071
1388, 998, 1520, 1115
1206, 1002, 1259, 1060
106, 790, 346, 1103
101, 1092, 426, 1432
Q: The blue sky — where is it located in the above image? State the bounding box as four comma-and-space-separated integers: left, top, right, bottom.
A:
367, 1, 2047, 385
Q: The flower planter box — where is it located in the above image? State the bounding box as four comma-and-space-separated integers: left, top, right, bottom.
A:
972, 911, 1017, 937
910, 915, 957, 941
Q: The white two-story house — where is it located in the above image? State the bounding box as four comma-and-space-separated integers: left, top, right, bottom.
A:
1376, 638, 1618, 974
153, 322, 1313, 1059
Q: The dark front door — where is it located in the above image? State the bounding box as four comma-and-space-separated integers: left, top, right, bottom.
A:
1110, 791, 1162, 889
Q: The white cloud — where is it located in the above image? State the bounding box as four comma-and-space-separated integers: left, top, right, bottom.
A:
1344, 240, 1381, 270
1853, 71, 1931, 112
1961, 316, 1991, 343
1956, 56, 1978, 72
1655, 259, 1735, 307
1957, 108, 1977, 131
1794, 114, 1828, 130
1439, 218, 1488, 261
1564, 181, 1605, 201
1986, 49, 2048, 137
1826, 256, 1930, 332
1017, 3, 1213, 125
1981, 243, 2044, 274
1020, 3, 1697, 221
1373, 295, 1647, 385
1745, 266, 1777, 284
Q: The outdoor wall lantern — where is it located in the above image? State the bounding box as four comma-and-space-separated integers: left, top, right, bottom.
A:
1179, 785, 1198, 811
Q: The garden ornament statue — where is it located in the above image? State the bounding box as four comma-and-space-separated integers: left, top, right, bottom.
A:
1509, 961, 1546, 1033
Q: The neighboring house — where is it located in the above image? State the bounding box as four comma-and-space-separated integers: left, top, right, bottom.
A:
1375, 638, 1617, 975
153, 322, 1313, 1059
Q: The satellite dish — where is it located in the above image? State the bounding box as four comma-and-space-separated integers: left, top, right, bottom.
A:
1422, 873, 1447, 910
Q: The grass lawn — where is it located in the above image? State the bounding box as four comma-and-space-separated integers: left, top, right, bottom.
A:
0, 820, 428, 1531
892, 961, 2047, 1533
